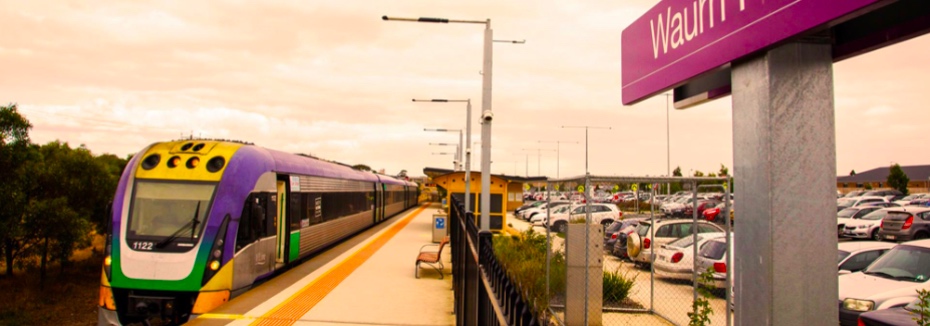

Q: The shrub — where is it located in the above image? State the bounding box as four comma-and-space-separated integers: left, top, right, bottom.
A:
603, 268, 636, 304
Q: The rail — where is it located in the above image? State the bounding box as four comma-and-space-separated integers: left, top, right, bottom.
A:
449, 196, 541, 326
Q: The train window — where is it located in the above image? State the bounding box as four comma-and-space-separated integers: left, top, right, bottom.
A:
236, 194, 267, 251
289, 193, 301, 230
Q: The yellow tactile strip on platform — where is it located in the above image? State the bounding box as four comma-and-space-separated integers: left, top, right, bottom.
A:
247, 204, 429, 326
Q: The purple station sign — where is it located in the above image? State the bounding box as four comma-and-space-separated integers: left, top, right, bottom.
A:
621, 0, 886, 105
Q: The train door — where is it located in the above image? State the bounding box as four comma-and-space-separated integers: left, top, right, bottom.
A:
275, 180, 287, 265
375, 183, 383, 222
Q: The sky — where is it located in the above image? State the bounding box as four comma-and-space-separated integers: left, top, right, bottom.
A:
2, 1, 928, 179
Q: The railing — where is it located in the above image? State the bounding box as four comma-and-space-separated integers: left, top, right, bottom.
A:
449, 196, 541, 326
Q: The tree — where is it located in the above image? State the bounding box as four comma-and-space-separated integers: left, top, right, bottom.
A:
887, 164, 910, 195
850, 170, 857, 176
0, 103, 34, 277
693, 170, 705, 177
396, 169, 408, 178
673, 166, 682, 177
352, 164, 371, 172
718, 164, 729, 176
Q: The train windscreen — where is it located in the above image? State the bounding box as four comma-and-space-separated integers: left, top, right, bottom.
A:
128, 181, 216, 243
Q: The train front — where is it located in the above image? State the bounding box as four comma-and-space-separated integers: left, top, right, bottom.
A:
98, 140, 246, 325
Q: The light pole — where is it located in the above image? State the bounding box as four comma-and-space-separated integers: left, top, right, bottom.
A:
539, 140, 579, 179
429, 143, 460, 170
424, 128, 463, 171
522, 148, 556, 176
384, 15, 524, 231
415, 98, 473, 211
665, 93, 672, 195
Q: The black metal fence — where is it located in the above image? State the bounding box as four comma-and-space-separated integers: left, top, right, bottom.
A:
449, 196, 541, 326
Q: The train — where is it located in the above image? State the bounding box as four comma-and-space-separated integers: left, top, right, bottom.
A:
98, 139, 419, 325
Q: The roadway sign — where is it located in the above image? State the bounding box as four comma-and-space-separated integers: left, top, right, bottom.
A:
621, 0, 929, 105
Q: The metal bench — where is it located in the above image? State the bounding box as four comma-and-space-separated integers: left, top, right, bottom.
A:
415, 236, 449, 279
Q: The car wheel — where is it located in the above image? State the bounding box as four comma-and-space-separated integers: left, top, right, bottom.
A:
556, 221, 568, 233
871, 229, 880, 241
916, 232, 929, 240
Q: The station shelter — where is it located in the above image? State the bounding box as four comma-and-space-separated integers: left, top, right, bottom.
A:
423, 167, 546, 232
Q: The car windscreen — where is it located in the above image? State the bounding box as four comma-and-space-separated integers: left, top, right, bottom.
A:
698, 240, 727, 260
860, 210, 888, 221
837, 199, 856, 209
635, 223, 651, 237
838, 250, 850, 263
862, 245, 930, 283
837, 208, 859, 218
606, 222, 624, 233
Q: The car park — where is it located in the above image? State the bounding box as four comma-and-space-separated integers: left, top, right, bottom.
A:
654, 232, 726, 281
514, 200, 545, 215
837, 241, 895, 274
530, 203, 576, 225
702, 201, 734, 225
627, 219, 725, 266
894, 193, 929, 206
837, 239, 930, 325
842, 209, 893, 241
863, 189, 905, 202
878, 207, 930, 242
546, 203, 622, 233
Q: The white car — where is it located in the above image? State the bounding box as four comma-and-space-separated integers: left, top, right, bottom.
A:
837, 196, 888, 211
654, 232, 726, 281
842, 209, 893, 241
518, 201, 569, 221
837, 206, 883, 237
530, 204, 576, 225
837, 239, 930, 325
895, 193, 929, 206
627, 219, 725, 265
546, 203, 622, 233
837, 241, 895, 274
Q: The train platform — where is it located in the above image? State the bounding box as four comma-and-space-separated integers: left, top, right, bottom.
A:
188, 202, 454, 326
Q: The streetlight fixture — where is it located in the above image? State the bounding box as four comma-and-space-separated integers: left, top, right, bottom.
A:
424, 128, 462, 171
415, 98, 473, 212
538, 140, 579, 179
384, 14, 524, 231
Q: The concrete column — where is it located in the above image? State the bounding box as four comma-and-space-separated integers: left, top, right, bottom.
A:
732, 40, 837, 325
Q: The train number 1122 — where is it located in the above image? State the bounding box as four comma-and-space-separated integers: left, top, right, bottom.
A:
133, 241, 154, 250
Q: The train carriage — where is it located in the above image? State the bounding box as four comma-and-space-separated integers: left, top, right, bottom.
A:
98, 140, 417, 325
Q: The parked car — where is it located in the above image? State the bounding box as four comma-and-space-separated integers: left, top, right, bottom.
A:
530, 203, 576, 225
838, 206, 883, 237
606, 218, 648, 257
694, 235, 733, 289
843, 190, 867, 198
863, 189, 905, 202
842, 209, 893, 241
514, 200, 545, 215
878, 207, 930, 242
518, 200, 569, 221
683, 199, 721, 218
837, 241, 896, 274
547, 203, 623, 233
654, 232, 727, 281
627, 219, 725, 266
857, 298, 925, 326
702, 201, 734, 225
837, 196, 888, 212
837, 239, 930, 325
894, 193, 929, 206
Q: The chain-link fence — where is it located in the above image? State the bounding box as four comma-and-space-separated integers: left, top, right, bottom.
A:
535, 175, 733, 326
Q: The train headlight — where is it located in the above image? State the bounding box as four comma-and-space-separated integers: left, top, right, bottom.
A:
212, 249, 222, 259
209, 260, 220, 271
104, 255, 112, 267
168, 156, 181, 168
187, 157, 200, 169
141, 154, 160, 170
